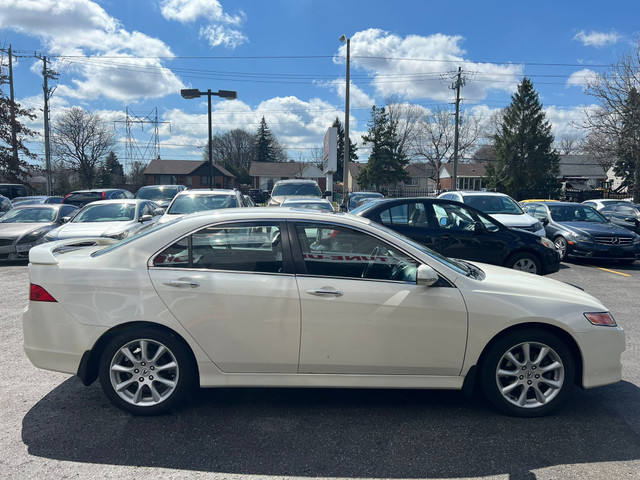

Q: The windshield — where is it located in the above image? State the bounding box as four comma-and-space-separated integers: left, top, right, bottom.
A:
73, 203, 136, 222
272, 183, 322, 197
135, 186, 181, 201
0, 207, 56, 223
167, 194, 238, 214
464, 195, 524, 215
549, 204, 608, 223
349, 193, 382, 209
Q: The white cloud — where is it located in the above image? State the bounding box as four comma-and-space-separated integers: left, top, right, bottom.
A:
316, 79, 375, 109
163, 95, 352, 159
159, 0, 244, 25
335, 29, 523, 103
0, 0, 183, 101
199, 25, 247, 49
566, 68, 598, 89
574, 30, 621, 48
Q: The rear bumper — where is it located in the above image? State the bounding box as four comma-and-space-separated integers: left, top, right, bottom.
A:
23, 302, 106, 375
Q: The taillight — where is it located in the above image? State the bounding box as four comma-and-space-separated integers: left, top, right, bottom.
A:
102, 191, 107, 199
30, 284, 57, 302
63, 193, 71, 202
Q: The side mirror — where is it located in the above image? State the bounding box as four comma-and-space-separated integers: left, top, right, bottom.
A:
473, 221, 485, 233
60, 216, 71, 224
541, 217, 549, 225
153, 207, 165, 216
323, 191, 332, 198
416, 264, 439, 287
139, 214, 153, 223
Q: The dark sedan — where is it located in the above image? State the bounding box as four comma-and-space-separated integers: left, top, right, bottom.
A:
0, 204, 79, 261
522, 201, 640, 264
600, 203, 640, 234
352, 197, 560, 275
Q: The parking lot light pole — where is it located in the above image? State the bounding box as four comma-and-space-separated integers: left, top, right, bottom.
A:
180, 89, 237, 190
339, 35, 350, 208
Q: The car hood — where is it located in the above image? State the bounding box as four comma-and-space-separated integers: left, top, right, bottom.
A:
558, 221, 636, 236
54, 221, 136, 239
490, 213, 537, 228
460, 261, 607, 311
0, 223, 53, 238
269, 195, 320, 206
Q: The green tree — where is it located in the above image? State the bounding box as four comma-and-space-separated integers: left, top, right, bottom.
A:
203, 128, 254, 184
97, 151, 124, 188
357, 106, 409, 190
332, 117, 358, 182
0, 64, 37, 183
486, 78, 559, 198
615, 87, 640, 201
254, 117, 278, 162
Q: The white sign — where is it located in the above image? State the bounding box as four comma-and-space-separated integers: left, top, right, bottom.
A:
323, 127, 338, 174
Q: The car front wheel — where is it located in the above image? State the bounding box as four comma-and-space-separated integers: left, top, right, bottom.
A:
554, 236, 568, 261
98, 328, 195, 415
505, 252, 541, 274
480, 329, 575, 417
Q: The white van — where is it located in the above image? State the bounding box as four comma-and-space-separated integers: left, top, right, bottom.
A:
438, 191, 545, 236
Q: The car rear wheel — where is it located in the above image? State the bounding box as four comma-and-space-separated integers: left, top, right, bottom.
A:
505, 252, 541, 274
554, 236, 568, 261
98, 328, 195, 415
480, 329, 575, 417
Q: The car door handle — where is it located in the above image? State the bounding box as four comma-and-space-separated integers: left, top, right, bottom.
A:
306, 288, 343, 297
164, 280, 200, 288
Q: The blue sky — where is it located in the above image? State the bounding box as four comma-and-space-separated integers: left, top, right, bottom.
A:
0, 0, 638, 171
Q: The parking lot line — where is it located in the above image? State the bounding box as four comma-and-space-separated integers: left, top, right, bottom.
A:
589, 266, 632, 277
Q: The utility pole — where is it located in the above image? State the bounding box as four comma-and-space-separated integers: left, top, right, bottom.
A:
450, 67, 466, 191
7, 46, 19, 173
37, 55, 58, 195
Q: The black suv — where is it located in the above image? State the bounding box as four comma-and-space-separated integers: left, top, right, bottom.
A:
352, 197, 560, 275
63, 189, 134, 208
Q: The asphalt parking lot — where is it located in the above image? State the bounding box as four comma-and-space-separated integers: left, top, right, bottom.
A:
1, 260, 639, 480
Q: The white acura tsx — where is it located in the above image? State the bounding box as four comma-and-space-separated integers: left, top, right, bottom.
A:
23, 208, 625, 417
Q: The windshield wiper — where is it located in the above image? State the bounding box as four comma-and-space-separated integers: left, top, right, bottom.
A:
452, 258, 481, 279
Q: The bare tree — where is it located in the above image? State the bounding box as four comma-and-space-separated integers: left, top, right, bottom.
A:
385, 97, 425, 160
556, 133, 585, 155
51, 107, 117, 188
582, 40, 640, 193
414, 105, 482, 190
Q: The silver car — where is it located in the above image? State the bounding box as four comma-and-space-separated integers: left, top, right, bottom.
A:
0, 204, 79, 260
45, 199, 162, 242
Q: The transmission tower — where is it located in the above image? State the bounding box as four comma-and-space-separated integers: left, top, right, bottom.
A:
115, 107, 170, 173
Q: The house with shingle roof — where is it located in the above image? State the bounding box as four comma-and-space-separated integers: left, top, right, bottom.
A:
143, 159, 235, 189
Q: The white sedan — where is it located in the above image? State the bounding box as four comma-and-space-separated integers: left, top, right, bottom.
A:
24, 208, 624, 417
44, 199, 162, 241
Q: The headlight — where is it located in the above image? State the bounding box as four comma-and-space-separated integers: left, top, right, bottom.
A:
18, 230, 46, 244
633, 234, 640, 244
102, 231, 129, 240
539, 236, 555, 249
43, 233, 57, 242
566, 230, 591, 243
532, 221, 543, 232
584, 312, 617, 326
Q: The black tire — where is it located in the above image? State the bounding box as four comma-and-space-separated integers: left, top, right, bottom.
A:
505, 252, 541, 275
554, 236, 568, 261
480, 329, 575, 417
98, 327, 195, 415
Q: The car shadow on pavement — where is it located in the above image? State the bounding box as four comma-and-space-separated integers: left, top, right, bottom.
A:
22, 379, 640, 479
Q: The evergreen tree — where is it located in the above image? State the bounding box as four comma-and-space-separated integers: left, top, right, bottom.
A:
0, 67, 37, 183
254, 117, 277, 162
357, 106, 408, 190
486, 78, 559, 198
332, 117, 358, 182
615, 87, 640, 202
96, 161, 112, 187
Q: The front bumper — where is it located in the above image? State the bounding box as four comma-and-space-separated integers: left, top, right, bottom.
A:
575, 325, 625, 389
566, 240, 640, 261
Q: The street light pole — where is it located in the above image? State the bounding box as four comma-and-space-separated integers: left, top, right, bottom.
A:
180, 88, 237, 190
339, 35, 350, 207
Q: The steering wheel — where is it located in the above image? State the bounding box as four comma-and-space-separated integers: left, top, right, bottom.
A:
361, 245, 380, 278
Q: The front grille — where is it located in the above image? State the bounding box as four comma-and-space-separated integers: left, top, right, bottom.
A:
0, 238, 14, 247
593, 236, 633, 246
